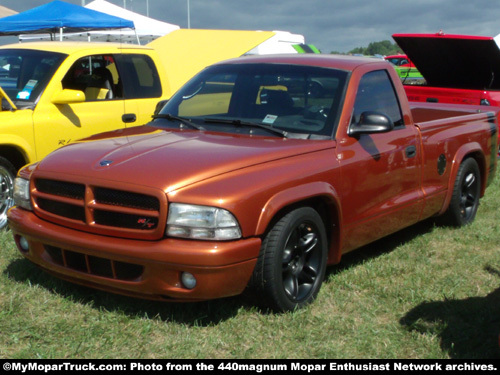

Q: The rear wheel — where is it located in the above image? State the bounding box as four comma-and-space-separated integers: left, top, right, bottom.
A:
251, 207, 328, 312
440, 158, 481, 227
0, 157, 16, 229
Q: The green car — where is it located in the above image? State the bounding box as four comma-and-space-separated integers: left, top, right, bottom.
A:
394, 66, 425, 85
385, 54, 425, 85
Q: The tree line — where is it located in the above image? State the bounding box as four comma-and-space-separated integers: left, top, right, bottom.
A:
331, 40, 403, 56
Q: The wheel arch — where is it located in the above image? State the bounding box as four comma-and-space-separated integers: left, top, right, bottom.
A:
0, 144, 30, 172
255, 181, 343, 265
439, 143, 486, 215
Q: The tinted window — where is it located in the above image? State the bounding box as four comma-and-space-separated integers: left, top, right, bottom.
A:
115, 54, 162, 99
352, 70, 403, 126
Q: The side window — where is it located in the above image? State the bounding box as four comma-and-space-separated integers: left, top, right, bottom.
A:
62, 55, 121, 101
115, 54, 162, 99
352, 70, 403, 127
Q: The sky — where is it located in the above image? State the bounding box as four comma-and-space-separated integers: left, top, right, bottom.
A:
1, 0, 500, 53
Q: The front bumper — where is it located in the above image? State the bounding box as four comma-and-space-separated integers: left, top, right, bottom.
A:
8, 207, 261, 301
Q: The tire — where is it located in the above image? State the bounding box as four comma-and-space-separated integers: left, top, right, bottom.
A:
440, 158, 481, 227
251, 207, 328, 312
0, 157, 16, 230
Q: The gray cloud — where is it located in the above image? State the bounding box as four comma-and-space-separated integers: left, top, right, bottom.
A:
2, 0, 500, 52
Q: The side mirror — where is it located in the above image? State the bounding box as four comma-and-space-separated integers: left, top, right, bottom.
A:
154, 100, 168, 116
349, 111, 394, 137
51, 89, 85, 104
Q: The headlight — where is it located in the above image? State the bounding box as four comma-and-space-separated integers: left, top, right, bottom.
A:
166, 203, 241, 240
13, 178, 32, 211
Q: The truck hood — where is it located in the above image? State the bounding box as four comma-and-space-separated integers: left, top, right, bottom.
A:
393, 33, 500, 90
36, 126, 333, 192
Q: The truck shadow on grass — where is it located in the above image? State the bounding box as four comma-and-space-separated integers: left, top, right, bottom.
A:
399, 266, 500, 359
324, 220, 500, 359
326, 218, 436, 276
4, 256, 261, 326
7, 218, 499, 348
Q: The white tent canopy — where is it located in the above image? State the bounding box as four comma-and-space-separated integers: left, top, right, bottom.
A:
245, 31, 305, 55
0, 5, 17, 18
84, 0, 179, 42
19, 0, 179, 44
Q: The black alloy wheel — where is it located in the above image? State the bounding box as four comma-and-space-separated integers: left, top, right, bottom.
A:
251, 207, 328, 312
441, 158, 481, 227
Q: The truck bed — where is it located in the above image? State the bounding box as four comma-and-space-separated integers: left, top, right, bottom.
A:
409, 101, 499, 124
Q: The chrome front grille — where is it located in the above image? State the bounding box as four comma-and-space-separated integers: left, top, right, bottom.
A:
32, 177, 165, 239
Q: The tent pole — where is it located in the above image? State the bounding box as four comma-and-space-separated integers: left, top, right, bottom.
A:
59, 27, 63, 41
135, 29, 140, 45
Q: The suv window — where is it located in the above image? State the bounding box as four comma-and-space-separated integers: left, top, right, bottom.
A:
115, 54, 162, 99
352, 70, 403, 127
62, 55, 121, 101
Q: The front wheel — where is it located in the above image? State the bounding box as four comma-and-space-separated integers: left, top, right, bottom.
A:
440, 158, 481, 227
0, 157, 16, 229
250, 207, 328, 312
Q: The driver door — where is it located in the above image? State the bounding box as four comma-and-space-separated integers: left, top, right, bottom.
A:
337, 69, 423, 252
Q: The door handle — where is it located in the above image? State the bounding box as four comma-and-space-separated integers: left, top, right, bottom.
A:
122, 113, 136, 123
405, 145, 417, 158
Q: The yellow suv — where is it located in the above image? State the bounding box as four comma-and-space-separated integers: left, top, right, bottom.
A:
0, 42, 170, 228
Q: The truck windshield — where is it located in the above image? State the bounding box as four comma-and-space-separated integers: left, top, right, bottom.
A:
157, 63, 348, 138
0, 49, 66, 108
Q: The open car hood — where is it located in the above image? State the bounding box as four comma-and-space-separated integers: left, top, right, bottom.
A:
393, 33, 500, 90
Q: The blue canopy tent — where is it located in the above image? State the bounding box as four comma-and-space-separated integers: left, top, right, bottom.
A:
0, 1, 136, 42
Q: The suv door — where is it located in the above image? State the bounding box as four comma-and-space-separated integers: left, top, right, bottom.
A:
33, 54, 126, 159
116, 53, 163, 127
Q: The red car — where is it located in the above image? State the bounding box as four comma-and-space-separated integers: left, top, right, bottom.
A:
384, 54, 414, 67
393, 32, 500, 156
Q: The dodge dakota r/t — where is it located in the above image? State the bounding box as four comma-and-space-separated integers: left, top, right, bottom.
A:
8, 54, 498, 312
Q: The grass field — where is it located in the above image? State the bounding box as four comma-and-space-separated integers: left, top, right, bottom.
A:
1, 174, 499, 359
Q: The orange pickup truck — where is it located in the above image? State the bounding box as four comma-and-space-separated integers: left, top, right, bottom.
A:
8, 54, 498, 312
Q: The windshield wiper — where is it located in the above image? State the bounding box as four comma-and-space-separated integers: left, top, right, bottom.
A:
152, 113, 205, 131
204, 118, 288, 138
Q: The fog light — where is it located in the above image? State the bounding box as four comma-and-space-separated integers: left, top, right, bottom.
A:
181, 272, 197, 289
19, 236, 29, 252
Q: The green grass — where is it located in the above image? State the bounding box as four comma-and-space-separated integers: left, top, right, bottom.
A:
1, 174, 499, 359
